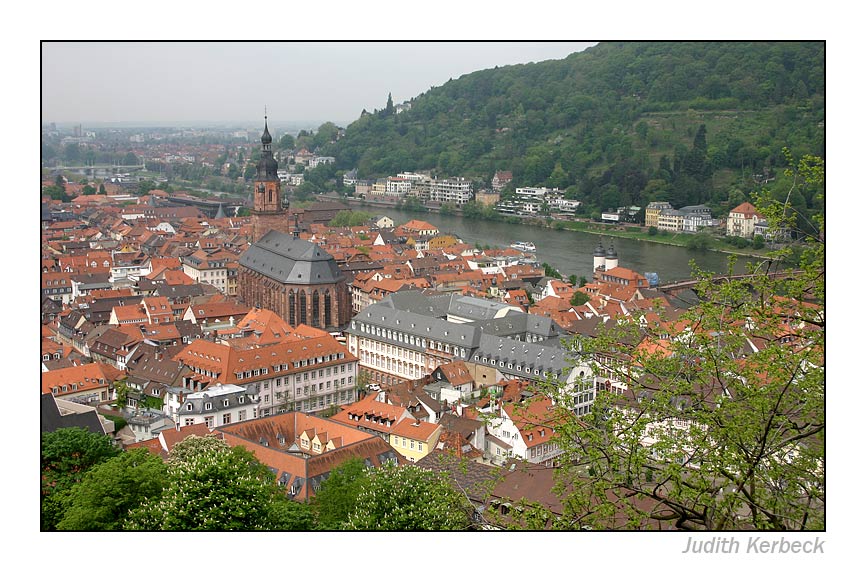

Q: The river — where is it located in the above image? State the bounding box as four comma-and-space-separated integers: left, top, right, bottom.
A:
361, 205, 755, 283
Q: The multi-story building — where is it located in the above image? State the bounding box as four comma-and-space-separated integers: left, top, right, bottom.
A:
491, 171, 512, 192
385, 176, 412, 199
308, 156, 335, 168
657, 208, 685, 233
485, 392, 564, 466
41, 272, 74, 304
109, 251, 152, 286
515, 186, 553, 200
170, 383, 259, 429
388, 418, 442, 462
680, 204, 714, 233
430, 177, 472, 205
181, 248, 236, 294
174, 333, 359, 417
644, 201, 673, 228
727, 202, 766, 238
345, 292, 594, 416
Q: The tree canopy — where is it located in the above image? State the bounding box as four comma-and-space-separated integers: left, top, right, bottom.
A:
57, 447, 168, 531
342, 463, 474, 530
310, 457, 369, 530
41, 428, 120, 530
124, 436, 312, 531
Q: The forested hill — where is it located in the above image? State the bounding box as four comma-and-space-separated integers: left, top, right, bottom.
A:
321, 41, 824, 216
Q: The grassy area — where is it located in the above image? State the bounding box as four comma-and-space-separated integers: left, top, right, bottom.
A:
555, 220, 771, 258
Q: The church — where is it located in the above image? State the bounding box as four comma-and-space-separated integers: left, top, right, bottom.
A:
237, 117, 352, 331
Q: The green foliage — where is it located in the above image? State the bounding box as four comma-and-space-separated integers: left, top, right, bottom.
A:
41, 428, 120, 530
685, 231, 714, 251
57, 448, 168, 531
570, 290, 590, 306
276, 133, 295, 150
125, 436, 308, 531
553, 151, 824, 530
647, 226, 658, 236
43, 185, 71, 202
343, 464, 473, 530
752, 234, 765, 249
311, 457, 369, 530
327, 210, 373, 228
542, 262, 562, 279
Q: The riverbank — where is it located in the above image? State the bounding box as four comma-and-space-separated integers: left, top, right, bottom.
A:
341, 196, 772, 260
553, 220, 774, 260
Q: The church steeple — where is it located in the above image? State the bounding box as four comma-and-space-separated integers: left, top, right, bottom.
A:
251, 112, 288, 242
256, 114, 278, 181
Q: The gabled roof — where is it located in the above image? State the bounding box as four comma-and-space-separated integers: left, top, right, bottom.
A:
216, 412, 404, 500
729, 201, 760, 216
389, 417, 442, 441
435, 361, 475, 387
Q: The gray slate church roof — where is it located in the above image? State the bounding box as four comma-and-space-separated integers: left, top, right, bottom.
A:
239, 230, 346, 285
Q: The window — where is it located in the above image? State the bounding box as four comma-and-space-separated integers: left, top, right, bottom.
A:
205, 416, 214, 428
205, 402, 212, 410
222, 413, 231, 424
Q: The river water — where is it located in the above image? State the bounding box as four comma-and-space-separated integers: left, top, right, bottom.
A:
363, 205, 755, 283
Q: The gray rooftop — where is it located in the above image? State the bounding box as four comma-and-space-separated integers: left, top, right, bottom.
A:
239, 230, 346, 285
349, 304, 482, 350
470, 333, 571, 379
474, 313, 563, 340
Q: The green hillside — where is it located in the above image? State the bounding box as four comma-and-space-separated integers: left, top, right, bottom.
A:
321, 41, 824, 217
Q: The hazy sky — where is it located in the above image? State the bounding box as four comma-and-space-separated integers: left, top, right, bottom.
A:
42, 42, 596, 127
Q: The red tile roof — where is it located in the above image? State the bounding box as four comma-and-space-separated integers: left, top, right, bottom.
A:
41, 362, 124, 396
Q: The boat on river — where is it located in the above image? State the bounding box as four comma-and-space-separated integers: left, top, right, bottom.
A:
509, 241, 537, 253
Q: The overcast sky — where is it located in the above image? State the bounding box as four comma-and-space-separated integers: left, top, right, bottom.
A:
41, 42, 596, 127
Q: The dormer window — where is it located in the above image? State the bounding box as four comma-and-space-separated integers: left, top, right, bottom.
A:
223, 399, 229, 407
205, 402, 212, 410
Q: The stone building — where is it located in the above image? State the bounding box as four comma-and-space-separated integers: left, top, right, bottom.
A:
237, 229, 352, 331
